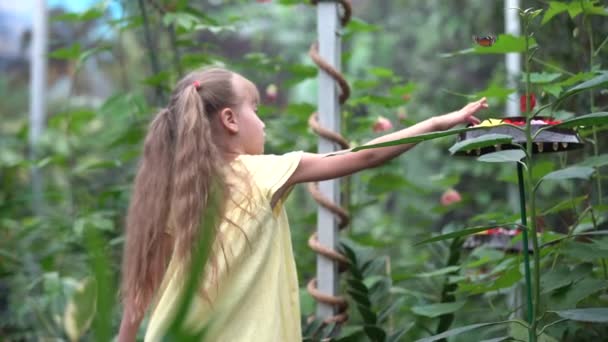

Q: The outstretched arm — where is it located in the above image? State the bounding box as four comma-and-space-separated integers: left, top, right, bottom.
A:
285, 98, 487, 185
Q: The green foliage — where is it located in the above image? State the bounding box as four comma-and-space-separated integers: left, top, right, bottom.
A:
2, 0, 608, 341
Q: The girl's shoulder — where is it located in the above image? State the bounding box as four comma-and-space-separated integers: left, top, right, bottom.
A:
231, 152, 303, 199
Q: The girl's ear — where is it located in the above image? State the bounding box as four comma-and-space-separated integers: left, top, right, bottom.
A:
218, 107, 239, 134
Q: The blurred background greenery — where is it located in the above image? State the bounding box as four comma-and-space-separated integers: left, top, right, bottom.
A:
1, 0, 608, 341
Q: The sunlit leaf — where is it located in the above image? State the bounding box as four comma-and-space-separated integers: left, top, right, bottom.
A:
542, 1, 569, 24
523, 72, 562, 84
64, 278, 96, 342
49, 43, 82, 60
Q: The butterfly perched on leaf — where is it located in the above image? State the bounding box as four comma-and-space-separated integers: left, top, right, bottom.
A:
473, 35, 497, 47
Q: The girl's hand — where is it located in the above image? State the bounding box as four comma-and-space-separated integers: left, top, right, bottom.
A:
435, 97, 488, 131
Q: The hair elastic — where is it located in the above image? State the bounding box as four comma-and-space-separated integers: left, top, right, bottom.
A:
193, 81, 201, 90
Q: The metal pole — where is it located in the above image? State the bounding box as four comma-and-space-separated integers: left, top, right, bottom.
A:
517, 163, 534, 339
316, 2, 341, 319
29, 0, 48, 214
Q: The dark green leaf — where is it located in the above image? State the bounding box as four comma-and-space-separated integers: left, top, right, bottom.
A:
541, 196, 588, 215
378, 297, 405, 323
416, 266, 461, 278
356, 304, 377, 325
449, 134, 513, 155
553, 308, 608, 323
541, 166, 595, 182
415, 322, 511, 342
477, 150, 525, 163
557, 73, 608, 105
549, 278, 607, 309
577, 153, 608, 168
387, 323, 414, 342
347, 278, 370, 295
363, 325, 386, 342
411, 301, 466, 318
479, 337, 512, 342
540, 264, 591, 294
348, 289, 372, 307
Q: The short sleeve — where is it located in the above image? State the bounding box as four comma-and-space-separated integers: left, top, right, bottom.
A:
238, 151, 303, 201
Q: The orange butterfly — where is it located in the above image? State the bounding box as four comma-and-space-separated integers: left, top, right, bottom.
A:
473, 35, 497, 47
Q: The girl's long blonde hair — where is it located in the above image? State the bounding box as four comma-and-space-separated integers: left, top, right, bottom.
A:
120, 67, 241, 320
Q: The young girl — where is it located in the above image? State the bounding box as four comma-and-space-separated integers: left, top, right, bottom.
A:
117, 67, 487, 341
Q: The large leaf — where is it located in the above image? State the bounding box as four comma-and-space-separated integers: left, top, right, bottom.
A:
553, 308, 608, 323
440, 34, 537, 57
352, 126, 489, 152
555, 73, 608, 106
524, 72, 562, 84
540, 166, 595, 182
548, 278, 607, 310
578, 154, 608, 168
541, 195, 588, 215
411, 301, 466, 318
477, 150, 525, 163
415, 225, 504, 245
415, 321, 512, 342
542, 112, 608, 131
540, 264, 591, 294
542, 1, 570, 24
449, 134, 513, 155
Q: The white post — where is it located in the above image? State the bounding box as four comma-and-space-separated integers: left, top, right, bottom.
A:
316, 2, 341, 319
505, 0, 521, 119
505, 0, 523, 319
29, 0, 48, 214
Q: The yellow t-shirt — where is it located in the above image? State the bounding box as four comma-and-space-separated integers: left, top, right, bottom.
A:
144, 151, 304, 342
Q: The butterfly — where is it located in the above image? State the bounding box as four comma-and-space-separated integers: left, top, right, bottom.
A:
473, 35, 497, 47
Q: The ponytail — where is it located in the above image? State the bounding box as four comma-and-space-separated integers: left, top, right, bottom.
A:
121, 108, 175, 320
171, 85, 226, 265
121, 68, 235, 320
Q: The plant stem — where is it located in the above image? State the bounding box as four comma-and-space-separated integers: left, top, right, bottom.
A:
523, 15, 540, 342
584, 7, 603, 205
517, 164, 534, 326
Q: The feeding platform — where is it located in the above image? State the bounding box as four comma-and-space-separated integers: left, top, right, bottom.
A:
452, 117, 584, 156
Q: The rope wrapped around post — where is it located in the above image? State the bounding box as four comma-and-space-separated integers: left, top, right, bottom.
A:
307, 0, 353, 325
